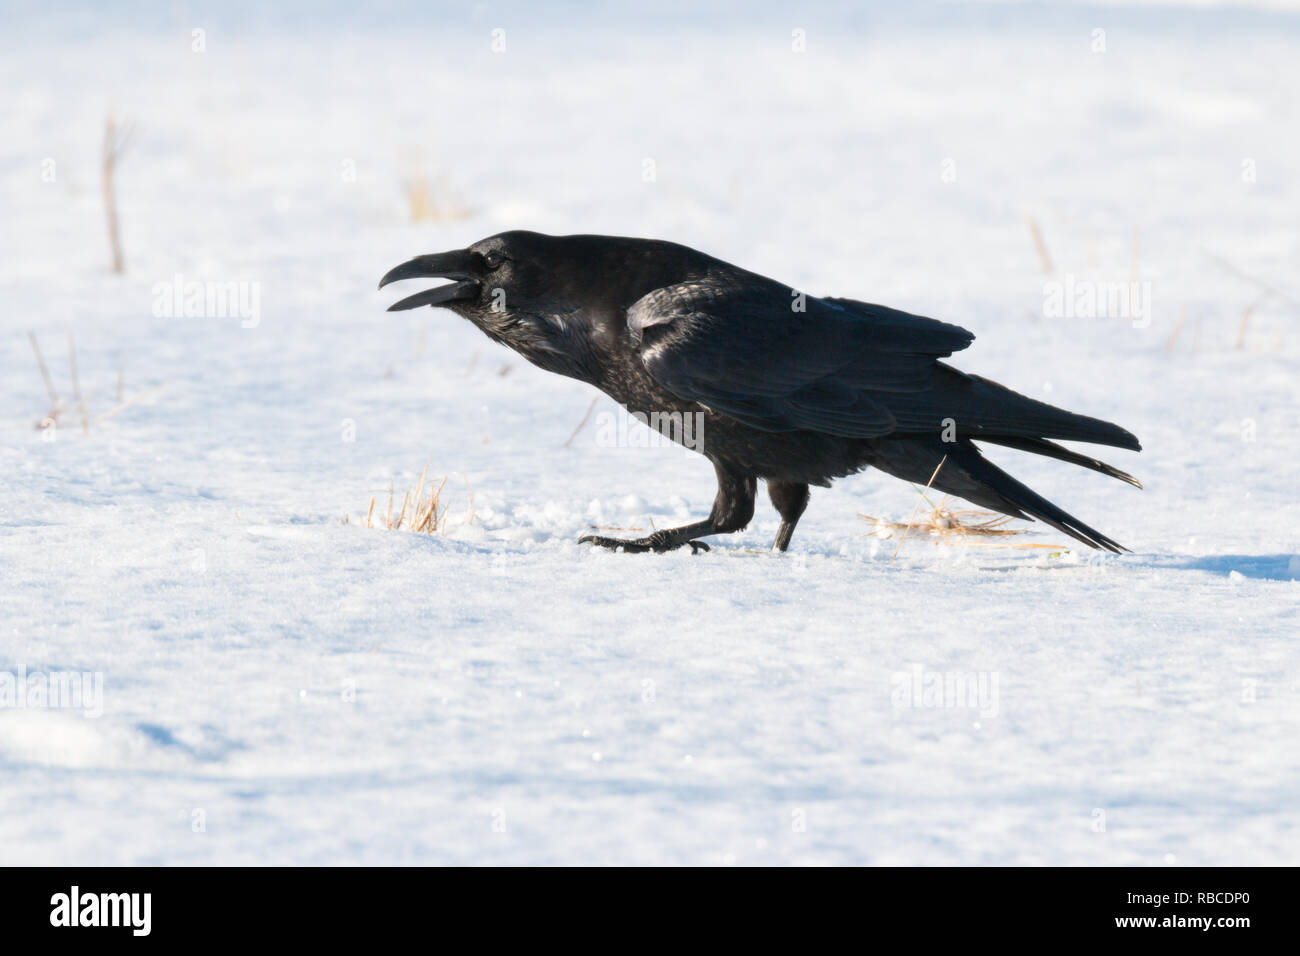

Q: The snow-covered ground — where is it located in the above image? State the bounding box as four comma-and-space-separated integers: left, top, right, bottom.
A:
2, 0, 1298, 865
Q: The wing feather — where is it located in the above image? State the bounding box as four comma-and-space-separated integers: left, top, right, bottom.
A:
629, 276, 974, 437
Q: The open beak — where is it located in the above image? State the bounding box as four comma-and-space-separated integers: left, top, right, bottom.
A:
378, 251, 481, 311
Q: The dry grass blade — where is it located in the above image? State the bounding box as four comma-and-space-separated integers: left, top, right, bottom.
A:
1166, 308, 1186, 352
68, 334, 80, 405
863, 495, 1065, 552
28, 332, 63, 428
562, 396, 599, 448
1235, 292, 1270, 349
93, 383, 165, 424
415, 461, 429, 505
1027, 216, 1054, 274
890, 455, 947, 564
103, 115, 132, 274
29, 332, 59, 406
403, 173, 471, 223
69, 334, 88, 434
429, 477, 448, 532
349, 463, 465, 536
418, 477, 449, 533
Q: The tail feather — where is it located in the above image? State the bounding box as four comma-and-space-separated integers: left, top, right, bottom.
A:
974, 436, 1142, 488
945, 442, 1130, 553
870, 437, 1134, 553
964, 373, 1143, 452
906, 367, 1143, 452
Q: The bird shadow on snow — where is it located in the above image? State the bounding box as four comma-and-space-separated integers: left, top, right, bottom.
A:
1131, 554, 1300, 582
757, 546, 1299, 582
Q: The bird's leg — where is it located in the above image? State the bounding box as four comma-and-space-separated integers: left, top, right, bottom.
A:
767, 480, 810, 552
579, 464, 756, 554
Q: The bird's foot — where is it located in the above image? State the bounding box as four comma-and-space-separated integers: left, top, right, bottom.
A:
578, 533, 710, 554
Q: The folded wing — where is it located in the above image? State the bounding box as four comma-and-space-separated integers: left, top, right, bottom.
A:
628, 275, 975, 438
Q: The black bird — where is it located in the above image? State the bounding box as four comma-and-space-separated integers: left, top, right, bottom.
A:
380, 231, 1141, 554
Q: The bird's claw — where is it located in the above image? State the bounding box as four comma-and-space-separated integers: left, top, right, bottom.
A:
578, 534, 648, 553
578, 534, 710, 554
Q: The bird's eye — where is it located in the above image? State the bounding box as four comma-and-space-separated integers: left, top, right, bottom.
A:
483, 251, 505, 270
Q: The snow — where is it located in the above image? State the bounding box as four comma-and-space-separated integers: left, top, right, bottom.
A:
2, 0, 1298, 865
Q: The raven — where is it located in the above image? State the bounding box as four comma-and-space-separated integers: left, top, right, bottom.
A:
380, 231, 1141, 554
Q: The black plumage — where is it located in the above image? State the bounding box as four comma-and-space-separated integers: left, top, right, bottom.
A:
380, 231, 1141, 554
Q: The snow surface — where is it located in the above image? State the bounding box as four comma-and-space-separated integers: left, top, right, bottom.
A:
2, 0, 1298, 865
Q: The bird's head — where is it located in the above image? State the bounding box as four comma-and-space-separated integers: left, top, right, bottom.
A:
379, 230, 718, 381
378, 231, 600, 376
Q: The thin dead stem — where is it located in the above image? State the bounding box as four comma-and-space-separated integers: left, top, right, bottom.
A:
403, 173, 470, 223
562, 396, 599, 448
93, 383, 165, 424
1235, 293, 1270, 349
28, 331, 61, 427
1027, 217, 1054, 275
890, 455, 947, 564
103, 115, 132, 274
69, 334, 88, 434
